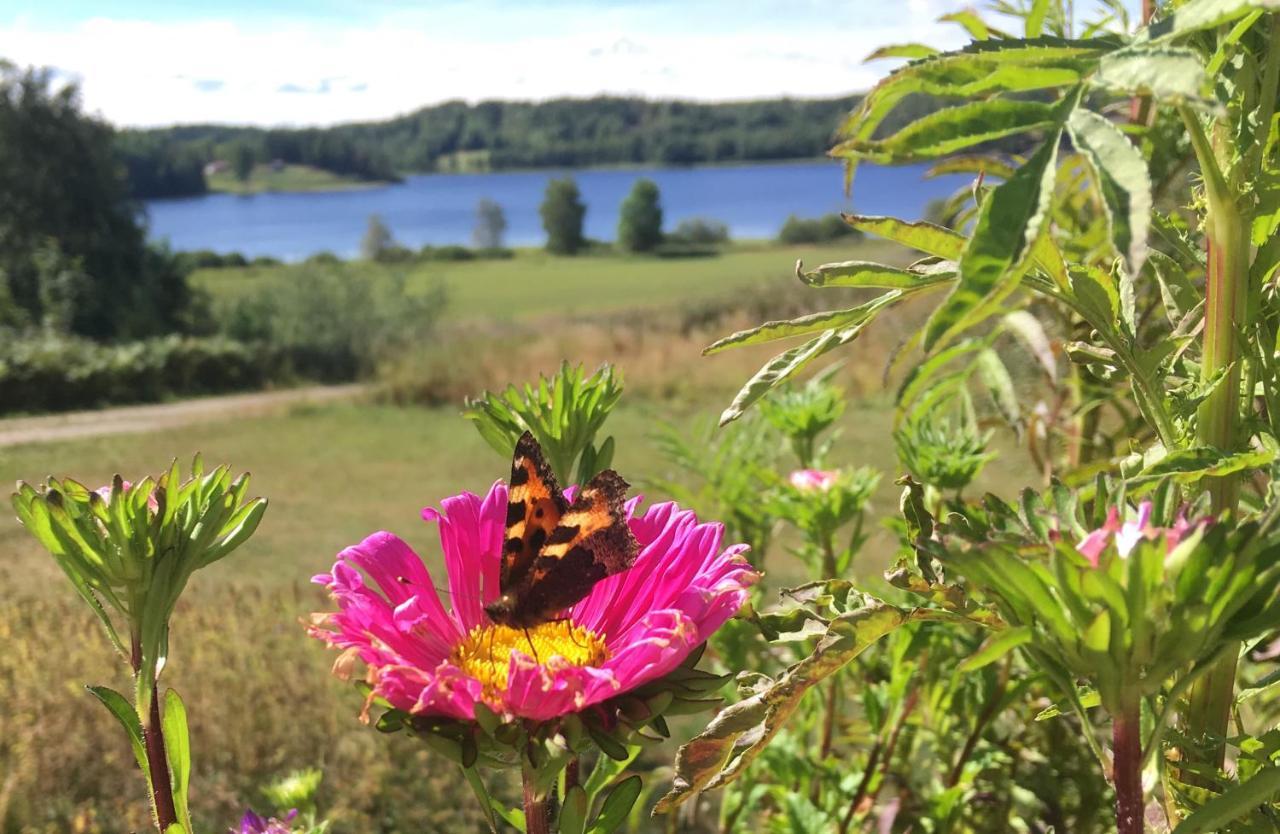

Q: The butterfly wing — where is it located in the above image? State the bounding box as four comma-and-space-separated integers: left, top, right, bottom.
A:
505, 468, 640, 625
502, 431, 568, 590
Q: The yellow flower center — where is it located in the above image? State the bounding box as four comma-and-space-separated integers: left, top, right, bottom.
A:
449, 620, 610, 695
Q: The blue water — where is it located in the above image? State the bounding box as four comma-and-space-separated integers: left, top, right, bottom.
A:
142, 161, 971, 261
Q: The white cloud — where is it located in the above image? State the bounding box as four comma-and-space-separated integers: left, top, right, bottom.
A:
1, 4, 975, 127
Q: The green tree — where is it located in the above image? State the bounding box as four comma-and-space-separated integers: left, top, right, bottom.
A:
473, 198, 506, 249
617, 178, 663, 253
360, 214, 395, 260
539, 177, 586, 255
231, 141, 256, 182
0, 62, 194, 338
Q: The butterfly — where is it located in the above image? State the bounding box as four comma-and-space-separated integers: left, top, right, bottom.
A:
484, 431, 640, 629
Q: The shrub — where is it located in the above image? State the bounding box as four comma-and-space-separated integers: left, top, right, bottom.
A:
668, 217, 730, 246
776, 213, 861, 244
617, 178, 663, 252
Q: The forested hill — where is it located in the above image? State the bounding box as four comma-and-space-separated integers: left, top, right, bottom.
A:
121, 94, 901, 198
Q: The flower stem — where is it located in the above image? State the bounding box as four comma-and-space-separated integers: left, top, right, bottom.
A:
1113, 705, 1145, 834
143, 681, 178, 832
523, 764, 552, 834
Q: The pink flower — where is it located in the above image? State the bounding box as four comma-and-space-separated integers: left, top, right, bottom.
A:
789, 469, 840, 492
309, 481, 757, 722
234, 809, 297, 834
1076, 501, 1201, 567
94, 480, 160, 512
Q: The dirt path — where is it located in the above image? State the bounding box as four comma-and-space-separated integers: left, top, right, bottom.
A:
0, 384, 369, 448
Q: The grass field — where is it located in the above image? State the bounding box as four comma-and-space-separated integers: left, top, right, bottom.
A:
191, 239, 908, 320
1, 237, 1038, 833
206, 163, 384, 195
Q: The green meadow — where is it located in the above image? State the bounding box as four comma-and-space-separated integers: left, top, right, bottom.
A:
1, 238, 1031, 833
206, 163, 378, 195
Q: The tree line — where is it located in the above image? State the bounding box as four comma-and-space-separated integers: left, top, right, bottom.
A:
118, 93, 963, 199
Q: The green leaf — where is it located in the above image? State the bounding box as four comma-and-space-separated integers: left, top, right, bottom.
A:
796, 258, 955, 290
940, 9, 992, 39
1067, 108, 1153, 278
86, 685, 148, 778
162, 688, 194, 834
1026, 0, 1051, 36
835, 99, 1060, 164
976, 349, 1022, 430
589, 775, 642, 834
924, 113, 1067, 351
865, 43, 940, 60
1092, 46, 1217, 108
841, 215, 966, 259
1172, 766, 1280, 833
704, 292, 902, 354
1135, 0, 1280, 46
959, 626, 1033, 672
1126, 446, 1277, 494
653, 599, 908, 812
717, 310, 893, 426
1035, 687, 1101, 720
559, 785, 589, 834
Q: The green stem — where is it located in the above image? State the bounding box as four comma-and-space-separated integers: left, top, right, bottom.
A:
1179, 102, 1252, 775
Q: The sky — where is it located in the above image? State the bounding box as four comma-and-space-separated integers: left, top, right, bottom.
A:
0, 1, 1135, 129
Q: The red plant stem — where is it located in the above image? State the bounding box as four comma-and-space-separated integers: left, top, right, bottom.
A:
1113, 706, 1145, 834
131, 639, 176, 832
523, 768, 551, 834
143, 682, 178, 832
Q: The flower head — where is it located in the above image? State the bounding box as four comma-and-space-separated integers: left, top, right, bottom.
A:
235, 809, 297, 834
788, 469, 840, 492
309, 481, 757, 721
1076, 500, 1203, 566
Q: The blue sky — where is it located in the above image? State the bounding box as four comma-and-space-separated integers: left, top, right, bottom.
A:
2, 1, 1139, 128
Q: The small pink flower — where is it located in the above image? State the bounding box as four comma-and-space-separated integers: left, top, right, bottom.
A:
1076, 501, 1202, 567
235, 809, 297, 834
789, 469, 840, 492
94, 480, 160, 512
309, 481, 758, 721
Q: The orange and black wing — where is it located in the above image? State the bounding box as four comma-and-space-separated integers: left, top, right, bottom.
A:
502, 431, 568, 590
504, 467, 640, 625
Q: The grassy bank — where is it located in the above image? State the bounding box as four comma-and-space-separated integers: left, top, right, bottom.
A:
206, 163, 387, 195
191, 239, 906, 320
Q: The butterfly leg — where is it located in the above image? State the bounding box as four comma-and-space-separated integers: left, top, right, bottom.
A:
522, 626, 541, 663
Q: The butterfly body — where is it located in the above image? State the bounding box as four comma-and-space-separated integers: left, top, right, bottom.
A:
485, 432, 640, 630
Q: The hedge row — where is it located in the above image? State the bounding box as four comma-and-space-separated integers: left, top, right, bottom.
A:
0, 335, 356, 415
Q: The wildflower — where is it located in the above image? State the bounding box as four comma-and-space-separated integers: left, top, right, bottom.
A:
1076, 500, 1202, 566
234, 809, 297, 834
788, 468, 840, 492
309, 481, 757, 720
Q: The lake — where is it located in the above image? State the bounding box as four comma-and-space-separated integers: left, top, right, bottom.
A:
143, 161, 972, 260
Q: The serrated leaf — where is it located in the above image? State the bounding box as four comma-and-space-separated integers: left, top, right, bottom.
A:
1067, 109, 1153, 278
866, 43, 940, 60
717, 296, 901, 424
704, 291, 901, 354
797, 259, 955, 290
654, 599, 908, 813
841, 214, 966, 259
924, 115, 1067, 351
835, 99, 1060, 164
1092, 46, 1217, 108
1172, 766, 1280, 833
1136, 0, 1280, 46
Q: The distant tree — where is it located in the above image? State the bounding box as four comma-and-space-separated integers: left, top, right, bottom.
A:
777, 213, 861, 245
361, 214, 396, 260
473, 198, 507, 249
231, 141, 256, 182
540, 178, 586, 255
0, 62, 194, 338
617, 178, 664, 253
669, 217, 730, 245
